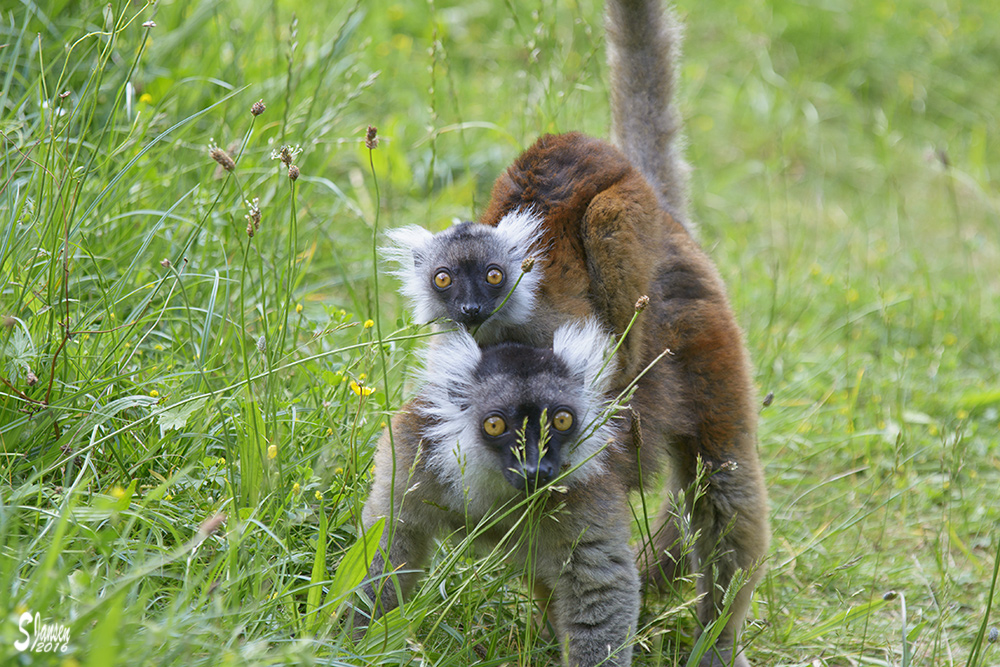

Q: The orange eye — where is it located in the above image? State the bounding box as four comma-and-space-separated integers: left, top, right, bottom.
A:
483, 414, 507, 437
434, 270, 452, 289
486, 267, 504, 285
552, 409, 574, 432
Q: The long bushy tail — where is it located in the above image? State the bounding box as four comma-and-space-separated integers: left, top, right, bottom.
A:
606, 0, 692, 232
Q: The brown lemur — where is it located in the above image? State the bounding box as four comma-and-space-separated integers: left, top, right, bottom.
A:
361, 0, 770, 665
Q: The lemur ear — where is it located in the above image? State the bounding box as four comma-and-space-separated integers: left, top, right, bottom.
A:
494, 207, 546, 256
381, 225, 438, 324
552, 319, 616, 394
420, 327, 483, 398
382, 225, 434, 270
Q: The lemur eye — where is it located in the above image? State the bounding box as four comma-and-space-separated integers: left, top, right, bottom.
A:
552, 409, 574, 432
433, 270, 452, 290
482, 414, 507, 437
485, 266, 504, 286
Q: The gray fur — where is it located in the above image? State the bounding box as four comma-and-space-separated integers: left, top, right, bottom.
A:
606, 0, 692, 231
416, 320, 620, 515
360, 321, 639, 665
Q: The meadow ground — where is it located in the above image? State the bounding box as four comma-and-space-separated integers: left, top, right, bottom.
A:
1, 0, 998, 665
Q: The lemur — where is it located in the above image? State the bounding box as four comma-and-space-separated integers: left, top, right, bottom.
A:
362, 1, 770, 665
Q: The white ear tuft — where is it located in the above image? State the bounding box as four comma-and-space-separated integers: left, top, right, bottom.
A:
419, 327, 483, 397
382, 225, 434, 262
381, 225, 438, 324
494, 207, 546, 255
552, 318, 616, 394
550, 319, 621, 487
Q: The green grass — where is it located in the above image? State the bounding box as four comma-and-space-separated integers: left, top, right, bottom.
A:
1, 0, 998, 664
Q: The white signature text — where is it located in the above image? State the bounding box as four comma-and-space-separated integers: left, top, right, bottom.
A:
14, 611, 70, 653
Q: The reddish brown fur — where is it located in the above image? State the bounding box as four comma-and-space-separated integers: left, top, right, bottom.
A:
482, 132, 769, 666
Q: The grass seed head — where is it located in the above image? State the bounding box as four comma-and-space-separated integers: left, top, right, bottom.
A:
272, 144, 301, 167
245, 198, 261, 237
208, 141, 235, 172
365, 125, 379, 149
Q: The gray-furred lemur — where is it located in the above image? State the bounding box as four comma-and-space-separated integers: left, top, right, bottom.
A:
359, 0, 770, 665
363, 319, 640, 667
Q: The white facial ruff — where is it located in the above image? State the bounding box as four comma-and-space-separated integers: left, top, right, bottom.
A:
415, 319, 621, 511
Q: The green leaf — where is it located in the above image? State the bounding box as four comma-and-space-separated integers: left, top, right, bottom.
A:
1, 326, 36, 379
959, 389, 1000, 409
327, 517, 385, 612
157, 398, 207, 437
199, 269, 221, 367
356, 606, 417, 656
306, 501, 330, 632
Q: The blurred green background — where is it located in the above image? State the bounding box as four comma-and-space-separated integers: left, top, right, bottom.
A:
1, 0, 997, 664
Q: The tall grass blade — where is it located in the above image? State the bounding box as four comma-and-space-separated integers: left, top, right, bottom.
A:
199, 269, 221, 367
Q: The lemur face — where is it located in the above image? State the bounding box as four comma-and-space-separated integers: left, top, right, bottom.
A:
416, 319, 619, 499
383, 209, 544, 336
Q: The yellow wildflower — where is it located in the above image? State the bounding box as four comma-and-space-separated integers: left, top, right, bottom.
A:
350, 380, 374, 397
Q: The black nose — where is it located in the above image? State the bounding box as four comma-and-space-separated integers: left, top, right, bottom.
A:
455, 303, 488, 326
521, 460, 556, 491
